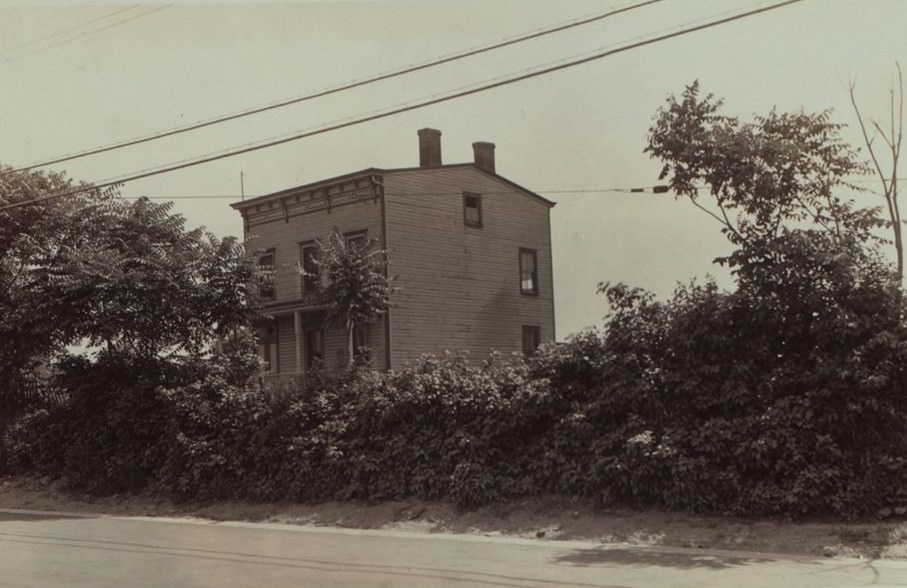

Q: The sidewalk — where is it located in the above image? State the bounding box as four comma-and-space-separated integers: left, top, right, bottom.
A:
2, 476, 905, 560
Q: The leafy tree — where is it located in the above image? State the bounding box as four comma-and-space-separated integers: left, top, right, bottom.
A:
0, 165, 259, 414
0, 166, 111, 415
645, 82, 904, 383
46, 196, 259, 358
307, 229, 395, 366
630, 83, 907, 516
646, 82, 896, 300
647, 83, 878, 247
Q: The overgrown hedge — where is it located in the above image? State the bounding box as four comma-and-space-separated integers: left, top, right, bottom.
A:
3, 278, 907, 518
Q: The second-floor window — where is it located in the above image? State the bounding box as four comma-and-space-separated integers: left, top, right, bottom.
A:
300, 242, 319, 294
258, 250, 275, 299
519, 248, 538, 295
463, 192, 482, 227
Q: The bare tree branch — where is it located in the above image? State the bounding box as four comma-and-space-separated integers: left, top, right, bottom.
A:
892, 63, 903, 278
851, 82, 892, 198
850, 68, 903, 279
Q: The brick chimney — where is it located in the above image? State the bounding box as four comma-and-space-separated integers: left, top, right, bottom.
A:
418, 128, 442, 167
472, 141, 495, 174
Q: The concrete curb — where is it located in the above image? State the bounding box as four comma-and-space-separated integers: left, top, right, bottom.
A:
0, 506, 866, 564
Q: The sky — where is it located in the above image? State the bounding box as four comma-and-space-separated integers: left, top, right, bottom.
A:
1, 0, 904, 339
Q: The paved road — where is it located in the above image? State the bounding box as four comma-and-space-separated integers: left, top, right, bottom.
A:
1, 509, 905, 587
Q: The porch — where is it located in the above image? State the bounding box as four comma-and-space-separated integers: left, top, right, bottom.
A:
256, 304, 385, 380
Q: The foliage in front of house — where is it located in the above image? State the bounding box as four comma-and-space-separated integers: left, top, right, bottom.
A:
0, 165, 260, 419
309, 229, 395, 366
3, 85, 907, 518
3, 301, 907, 517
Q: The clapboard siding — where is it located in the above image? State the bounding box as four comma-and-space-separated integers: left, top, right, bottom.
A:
242, 187, 387, 373
270, 314, 385, 374
239, 164, 554, 373
264, 307, 388, 375
244, 196, 384, 303
273, 316, 384, 372
383, 166, 554, 367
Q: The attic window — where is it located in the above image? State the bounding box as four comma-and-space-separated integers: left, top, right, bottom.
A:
463, 192, 482, 227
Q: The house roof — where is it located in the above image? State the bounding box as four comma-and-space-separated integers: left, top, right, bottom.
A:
230, 163, 556, 212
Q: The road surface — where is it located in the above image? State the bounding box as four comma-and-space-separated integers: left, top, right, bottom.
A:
1, 509, 904, 587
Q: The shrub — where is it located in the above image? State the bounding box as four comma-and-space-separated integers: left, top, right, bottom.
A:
4, 302, 906, 517
588, 276, 907, 517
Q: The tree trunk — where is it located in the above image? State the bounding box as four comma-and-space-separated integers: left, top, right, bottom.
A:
346, 317, 354, 367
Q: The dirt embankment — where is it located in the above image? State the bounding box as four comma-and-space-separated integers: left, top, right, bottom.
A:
2, 476, 905, 559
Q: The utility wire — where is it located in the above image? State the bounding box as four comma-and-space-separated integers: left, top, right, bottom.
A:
0, 4, 140, 57
2, 0, 664, 174
34, 0, 784, 187
115, 186, 672, 200
2, 5, 171, 66
115, 177, 907, 201
0, 0, 809, 213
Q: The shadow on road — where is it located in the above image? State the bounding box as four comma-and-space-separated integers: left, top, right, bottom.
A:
553, 547, 778, 570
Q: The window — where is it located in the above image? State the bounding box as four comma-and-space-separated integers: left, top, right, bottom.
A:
258, 250, 275, 299
258, 323, 278, 373
353, 323, 369, 351
338, 323, 371, 365
300, 242, 319, 294
305, 328, 324, 369
519, 248, 538, 295
463, 192, 482, 227
522, 325, 541, 355
345, 230, 368, 251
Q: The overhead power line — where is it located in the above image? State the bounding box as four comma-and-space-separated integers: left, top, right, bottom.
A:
0, 0, 808, 214
113, 186, 674, 200
1, 5, 170, 66
115, 177, 907, 201
2, 0, 664, 174
0, 4, 140, 57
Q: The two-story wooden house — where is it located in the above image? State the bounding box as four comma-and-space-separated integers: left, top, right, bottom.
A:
231, 128, 555, 378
